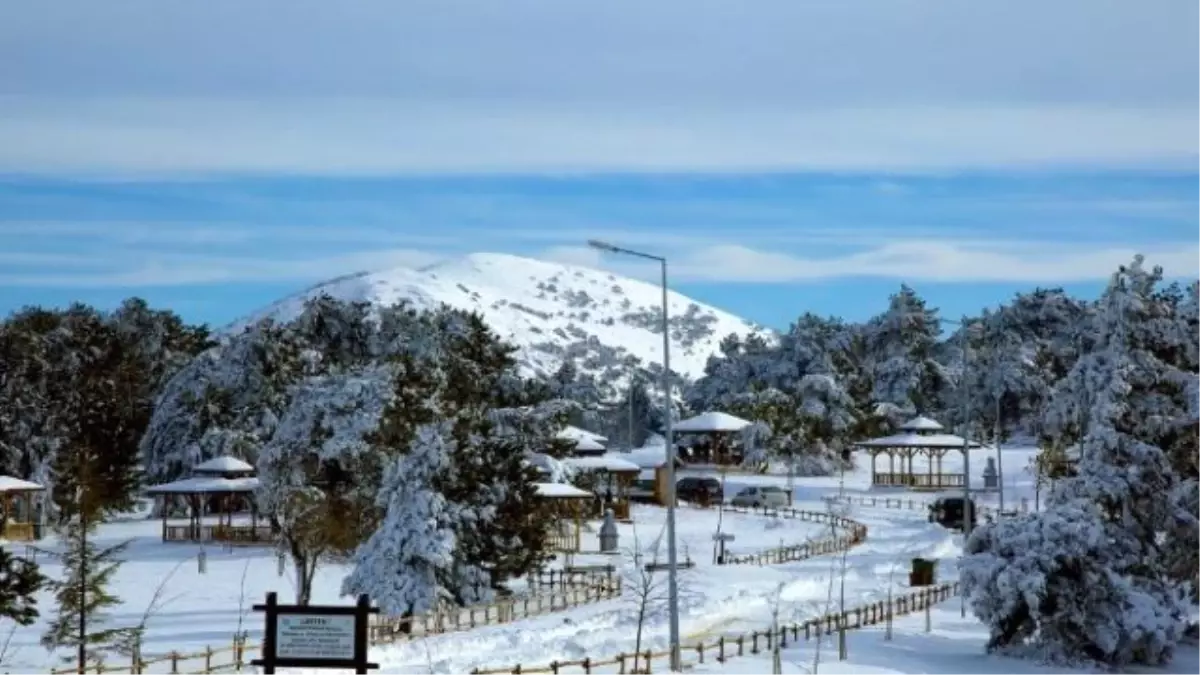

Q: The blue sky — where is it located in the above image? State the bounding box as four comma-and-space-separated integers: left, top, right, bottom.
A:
2, 171, 1195, 330
0, 1, 1196, 330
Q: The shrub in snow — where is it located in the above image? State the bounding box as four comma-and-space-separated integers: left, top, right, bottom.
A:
961, 503, 1189, 667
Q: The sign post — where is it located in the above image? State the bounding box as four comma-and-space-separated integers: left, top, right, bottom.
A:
251, 592, 379, 674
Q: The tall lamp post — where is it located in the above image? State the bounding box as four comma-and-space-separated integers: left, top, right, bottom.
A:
588, 239, 682, 672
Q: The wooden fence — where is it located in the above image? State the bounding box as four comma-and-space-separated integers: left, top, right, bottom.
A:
469, 583, 961, 674
48, 568, 620, 674
710, 504, 868, 566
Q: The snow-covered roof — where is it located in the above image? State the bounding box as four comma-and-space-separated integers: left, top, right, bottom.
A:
899, 416, 944, 432
623, 444, 685, 468
855, 433, 983, 449
533, 482, 593, 499
557, 426, 608, 444
675, 411, 752, 433
0, 475, 44, 492
145, 476, 261, 494
564, 455, 640, 473
192, 456, 254, 474
571, 436, 606, 453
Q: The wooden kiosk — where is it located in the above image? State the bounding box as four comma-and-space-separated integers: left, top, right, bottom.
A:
563, 454, 640, 522
534, 482, 593, 553
145, 456, 273, 544
856, 416, 982, 491
0, 476, 44, 541
674, 411, 752, 467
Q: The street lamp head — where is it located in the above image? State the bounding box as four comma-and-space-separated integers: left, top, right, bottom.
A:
587, 239, 621, 254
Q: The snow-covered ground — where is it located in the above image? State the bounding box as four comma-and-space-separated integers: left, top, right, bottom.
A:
5, 446, 1196, 674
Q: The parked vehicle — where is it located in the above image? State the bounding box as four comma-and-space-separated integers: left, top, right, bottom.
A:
730, 485, 790, 509
676, 477, 723, 505
928, 496, 977, 531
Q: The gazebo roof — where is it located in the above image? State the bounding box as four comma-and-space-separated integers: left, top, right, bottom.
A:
855, 432, 983, 449
0, 475, 44, 493
571, 436, 606, 453
624, 444, 686, 469
145, 476, 260, 494
193, 456, 254, 474
557, 426, 608, 444
533, 482, 593, 499
675, 411, 752, 433
564, 454, 641, 473
899, 416, 944, 432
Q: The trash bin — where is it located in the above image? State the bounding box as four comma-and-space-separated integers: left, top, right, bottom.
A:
910, 558, 937, 587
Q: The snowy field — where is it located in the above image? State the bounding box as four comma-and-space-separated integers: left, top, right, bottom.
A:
4, 446, 1196, 674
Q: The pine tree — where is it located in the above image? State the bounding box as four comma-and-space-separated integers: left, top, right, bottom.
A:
0, 547, 46, 627
41, 492, 130, 666
341, 422, 458, 620
864, 285, 948, 422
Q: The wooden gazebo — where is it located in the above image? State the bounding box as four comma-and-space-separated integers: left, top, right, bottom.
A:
535, 482, 593, 553
674, 411, 752, 466
855, 416, 982, 491
0, 476, 44, 541
563, 454, 640, 522
145, 456, 273, 544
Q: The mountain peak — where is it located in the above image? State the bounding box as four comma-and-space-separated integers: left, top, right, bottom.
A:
230, 252, 770, 387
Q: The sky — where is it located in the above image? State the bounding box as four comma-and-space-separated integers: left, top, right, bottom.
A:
1, 1, 1197, 330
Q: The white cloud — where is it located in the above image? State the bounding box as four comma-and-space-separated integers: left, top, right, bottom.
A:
545, 241, 1200, 284
3, 239, 1194, 288
0, 249, 442, 288
0, 0, 1195, 174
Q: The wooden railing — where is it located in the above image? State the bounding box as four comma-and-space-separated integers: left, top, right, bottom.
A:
47, 568, 621, 674
1, 521, 35, 541
872, 472, 965, 490
706, 504, 867, 566
369, 568, 620, 643
547, 528, 582, 553
161, 524, 275, 544
470, 583, 961, 674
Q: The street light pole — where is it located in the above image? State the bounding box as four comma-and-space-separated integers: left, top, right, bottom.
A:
588, 240, 682, 671
944, 315, 973, 619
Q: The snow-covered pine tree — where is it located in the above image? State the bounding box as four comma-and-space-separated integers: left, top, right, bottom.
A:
965, 308, 1042, 443
863, 285, 948, 425
341, 421, 458, 621
961, 256, 1194, 668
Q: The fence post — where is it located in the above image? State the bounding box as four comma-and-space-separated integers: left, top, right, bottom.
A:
205, 645, 213, 672
717, 636, 725, 662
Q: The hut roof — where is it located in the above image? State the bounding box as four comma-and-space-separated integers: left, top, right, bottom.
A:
564, 455, 641, 473
899, 416, 945, 432
145, 476, 260, 494
533, 482, 593, 499
855, 432, 982, 449
0, 475, 44, 493
675, 411, 751, 433
193, 456, 254, 474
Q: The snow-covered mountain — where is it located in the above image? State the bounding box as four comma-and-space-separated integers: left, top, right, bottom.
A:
231, 252, 770, 384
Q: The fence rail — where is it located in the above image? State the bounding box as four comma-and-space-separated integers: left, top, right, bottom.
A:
467, 503, 878, 674
49, 568, 620, 674
710, 504, 867, 566
470, 583, 961, 674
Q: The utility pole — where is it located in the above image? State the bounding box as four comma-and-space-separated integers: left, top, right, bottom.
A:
995, 397, 1004, 515
628, 374, 636, 451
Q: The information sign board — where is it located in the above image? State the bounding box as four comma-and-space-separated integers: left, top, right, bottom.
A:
250, 592, 379, 673
276, 614, 356, 660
